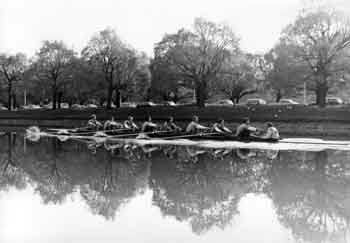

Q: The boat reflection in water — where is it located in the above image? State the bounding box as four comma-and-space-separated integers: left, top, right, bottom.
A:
1, 132, 350, 243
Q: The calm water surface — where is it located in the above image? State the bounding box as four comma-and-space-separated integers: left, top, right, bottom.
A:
0, 132, 350, 243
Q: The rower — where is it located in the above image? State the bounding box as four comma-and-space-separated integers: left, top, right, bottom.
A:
162, 116, 182, 132
124, 116, 139, 131
211, 118, 232, 133
87, 114, 102, 131
235, 117, 257, 139
141, 116, 159, 132
185, 116, 209, 134
103, 116, 123, 131
261, 122, 280, 140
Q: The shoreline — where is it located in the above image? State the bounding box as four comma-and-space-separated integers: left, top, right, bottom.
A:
0, 106, 350, 137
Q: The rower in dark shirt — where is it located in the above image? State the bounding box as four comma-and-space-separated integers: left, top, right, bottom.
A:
235, 118, 257, 139
87, 114, 102, 131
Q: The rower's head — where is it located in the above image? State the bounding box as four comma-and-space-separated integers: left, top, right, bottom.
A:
128, 116, 134, 121
218, 118, 224, 125
148, 116, 152, 122
111, 116, 115, 121
91, 114, 97, 120
266, 122, 273, 128
168, 116, 174, 122
192, 116, 199, 122
243, 117, 250, 124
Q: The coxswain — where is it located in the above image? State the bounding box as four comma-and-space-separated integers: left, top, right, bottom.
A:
103, 116, 123, 131
87, 114, 102, 131
212, 118, 232, 133
124, 116, 139, 131
235, 117, 257, 139
261, 122, 280, 140
162, 116, 182, 132
185, 116, 209, 133
141, 116, 159, 132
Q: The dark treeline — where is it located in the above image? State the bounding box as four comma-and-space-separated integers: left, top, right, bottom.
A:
1, 6, 350, 110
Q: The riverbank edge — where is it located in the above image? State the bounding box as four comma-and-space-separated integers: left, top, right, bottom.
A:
1, 106, 350, 137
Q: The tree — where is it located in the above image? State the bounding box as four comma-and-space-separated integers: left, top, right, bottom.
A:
261, 41, 307, 102
215, 53, 259, 104
0, 53, 27, 110
82, 28, 145, 108
282, 9, 350, 107
154, 18, 240, 107
31, 40, 75, 109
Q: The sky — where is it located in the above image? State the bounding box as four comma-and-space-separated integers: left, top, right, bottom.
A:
0, 0, 349, 57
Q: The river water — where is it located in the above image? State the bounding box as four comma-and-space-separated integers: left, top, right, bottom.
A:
1, 131, 350, 243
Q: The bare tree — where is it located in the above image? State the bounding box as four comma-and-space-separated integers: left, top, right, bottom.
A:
282, 9, 350, 107
0, 53, 27, 110
154, 18, 240, 107
32, 40, 75, 109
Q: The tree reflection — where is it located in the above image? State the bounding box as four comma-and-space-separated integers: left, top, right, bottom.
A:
269, 150, 350, 243
3, 133, 350, 242
150, 147, 252, 234
0, 133, 27, 191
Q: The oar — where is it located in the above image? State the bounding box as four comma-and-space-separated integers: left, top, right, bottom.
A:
161, 132, 221, 140
47, 128, 130, 136
109, 130, 170, 138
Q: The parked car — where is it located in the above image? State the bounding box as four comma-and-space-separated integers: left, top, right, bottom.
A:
121, 102, 136, 108
207, 99, 234, 106
326, 97, 343, 105
246, 98, 267, 105
159, 101, 177, 106
60, 103, 69, 109
85, 104, 98, 109
136, 102, 157, 108
22, 104, 42, 110
270, 99, 300, 106
71, 104, 84, 110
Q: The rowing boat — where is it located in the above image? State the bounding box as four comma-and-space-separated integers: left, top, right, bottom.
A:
25, 126, 350, 151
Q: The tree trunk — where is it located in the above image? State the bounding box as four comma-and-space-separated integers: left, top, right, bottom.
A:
195, 81, 207, 108
57, 92, 63, 109
106, 78, 113, 109
115, 89, 121, 108
315, 81, 328, 108
12, 93, 16, 109
52, 91, 57, 110
7, 80, 12, 111
276, 90, 282, 102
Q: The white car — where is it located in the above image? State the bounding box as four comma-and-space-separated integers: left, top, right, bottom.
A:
208, 99, 234, 106
326, 97, 343, 105
86, 104, 98, 108
270, 99, 300, 105
121, 102, 136, 108
246, 98, 267, 105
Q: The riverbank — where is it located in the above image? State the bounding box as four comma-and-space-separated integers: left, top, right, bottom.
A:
1, 105, 350, 137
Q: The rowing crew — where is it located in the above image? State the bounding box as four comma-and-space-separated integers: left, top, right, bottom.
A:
87, 114, 279, 140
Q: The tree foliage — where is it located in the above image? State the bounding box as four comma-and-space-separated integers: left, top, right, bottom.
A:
282, 9, 350, 106
0, 53, 27, 110
31, 40, 75, 109
154, 18, 240, 107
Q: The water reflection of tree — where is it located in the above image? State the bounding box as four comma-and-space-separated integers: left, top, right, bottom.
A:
150, 147, 252, 234
268, 150, 350, 243
0, 133, 27, 191
4, 136, 150, 220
